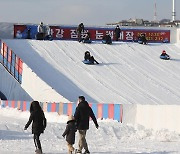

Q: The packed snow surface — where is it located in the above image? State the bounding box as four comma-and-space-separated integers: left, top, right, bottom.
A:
4, 39, 180, 104
1, 107, 180, 154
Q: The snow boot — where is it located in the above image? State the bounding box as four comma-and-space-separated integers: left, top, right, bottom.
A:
35, 149, 42, 154
83, 150, 90, 154
75, 149, 82, 154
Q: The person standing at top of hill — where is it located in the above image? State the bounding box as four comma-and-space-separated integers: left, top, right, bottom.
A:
74, 96, 99, 154
24, 101, 47, 154
138, 33, 147, 45
114, 25, 121, 41
37, 22, 45, 40
77, 23, 85, 42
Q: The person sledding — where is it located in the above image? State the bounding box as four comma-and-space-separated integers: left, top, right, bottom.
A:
138, 33, 147, 45
83, 51, 99, 64
102, 34, 112, 44
82, 32, 92, 43
160, 50, 170, 60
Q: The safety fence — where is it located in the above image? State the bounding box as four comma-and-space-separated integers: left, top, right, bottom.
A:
0, 40, 23, 84
0, 100, 123, 122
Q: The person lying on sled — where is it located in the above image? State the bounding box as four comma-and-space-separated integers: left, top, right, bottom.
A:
84, 51, 99, 64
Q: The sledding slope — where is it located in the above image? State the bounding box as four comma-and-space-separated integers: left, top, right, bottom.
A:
0, 63, 32, 101
4, 39, 180, 104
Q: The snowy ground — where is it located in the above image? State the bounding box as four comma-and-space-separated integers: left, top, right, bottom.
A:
1, 107, 180, 154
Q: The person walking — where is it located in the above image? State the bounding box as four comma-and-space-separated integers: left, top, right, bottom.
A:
62, 115, 77, 154
74, 96, 99, 154
24, 101, 47, 154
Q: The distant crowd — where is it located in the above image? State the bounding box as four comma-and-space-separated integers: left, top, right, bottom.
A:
34, 22, 148, 45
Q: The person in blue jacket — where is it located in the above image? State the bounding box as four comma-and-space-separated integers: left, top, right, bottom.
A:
160, 50, 170, 60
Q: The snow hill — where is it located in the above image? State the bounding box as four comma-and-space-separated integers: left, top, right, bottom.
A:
4, 39, 180, 104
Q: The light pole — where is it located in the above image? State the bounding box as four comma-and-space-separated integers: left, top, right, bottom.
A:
172, 0, 176, 21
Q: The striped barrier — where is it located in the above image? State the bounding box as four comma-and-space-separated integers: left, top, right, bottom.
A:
0, 100, 123, 122
0, 41, 23, 84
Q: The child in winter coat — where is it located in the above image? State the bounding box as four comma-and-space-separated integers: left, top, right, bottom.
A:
62, 115, 77, 154
84, 51, 99, 64
24, 101, 47, 154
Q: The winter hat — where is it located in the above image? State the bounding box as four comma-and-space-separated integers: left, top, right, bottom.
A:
68, 115, 75, 122
85, 51, 90, 54
162, 50, 166, 53
79, 96, 85, 101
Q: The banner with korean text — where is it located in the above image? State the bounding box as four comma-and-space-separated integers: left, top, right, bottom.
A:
14, 24, 170, 43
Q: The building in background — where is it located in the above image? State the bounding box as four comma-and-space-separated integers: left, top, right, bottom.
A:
107, 18, 180, 28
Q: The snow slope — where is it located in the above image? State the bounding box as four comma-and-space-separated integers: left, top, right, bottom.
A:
0, 63, 32, 101
1, 107, 180, 154
4, 39, 180, 104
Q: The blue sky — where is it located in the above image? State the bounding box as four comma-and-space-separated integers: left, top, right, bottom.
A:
0, 0, 179, 25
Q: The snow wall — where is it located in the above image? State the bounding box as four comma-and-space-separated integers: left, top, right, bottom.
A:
0, 64, 32, 101
0, 40, 69, 102
177, 28, 180, 44
21, 63, 69, 102
170, 27, 178, 43
123, 104, 180, 133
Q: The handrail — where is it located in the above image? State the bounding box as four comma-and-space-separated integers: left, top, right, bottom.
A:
0, 40, 23, 84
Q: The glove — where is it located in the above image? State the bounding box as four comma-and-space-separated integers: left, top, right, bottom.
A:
62, 135, 65, 138
95, 124, 99, 129
24, 127, 27, 130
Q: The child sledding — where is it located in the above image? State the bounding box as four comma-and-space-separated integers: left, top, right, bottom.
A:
160, 50, 170, 60
83, 51, 99, 65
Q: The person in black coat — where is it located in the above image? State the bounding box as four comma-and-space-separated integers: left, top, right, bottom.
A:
138, 33, 147, 45
74, 96, 99, 154
77, 23, 85, 42
24, 101, 47, 154
160, 50, 170, 60
102, 34, 112, 44
82, 32, 92, 43
62, 115, 77, 154
114, 25, 121, 41
84, 51, 99, 64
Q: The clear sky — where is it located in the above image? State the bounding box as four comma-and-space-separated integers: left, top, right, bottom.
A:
0, 0, 179, 25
